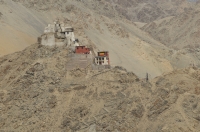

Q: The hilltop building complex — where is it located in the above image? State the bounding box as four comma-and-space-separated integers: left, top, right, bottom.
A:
38, 21, 110, 70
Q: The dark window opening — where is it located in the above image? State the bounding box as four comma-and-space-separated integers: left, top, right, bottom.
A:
75, 39, 79, 42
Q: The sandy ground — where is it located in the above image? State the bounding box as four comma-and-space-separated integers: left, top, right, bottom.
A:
0, 0, 51, 56
0, 24, 36, 56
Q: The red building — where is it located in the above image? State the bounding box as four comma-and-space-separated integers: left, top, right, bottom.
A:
75, 46, 91, 54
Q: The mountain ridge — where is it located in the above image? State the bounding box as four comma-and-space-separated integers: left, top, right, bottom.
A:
0, 42, 200, 131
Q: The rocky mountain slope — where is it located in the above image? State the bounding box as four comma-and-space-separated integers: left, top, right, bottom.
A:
142, 9, 200, 49
0, 43, 200, 132
104, 0, 196, 23
0, 0, 198, 57
6, 0, 192, 23
0, 1, 200, 131
1, 0, 200, 78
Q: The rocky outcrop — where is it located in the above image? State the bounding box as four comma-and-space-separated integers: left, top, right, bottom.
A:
0, 42, 200, 131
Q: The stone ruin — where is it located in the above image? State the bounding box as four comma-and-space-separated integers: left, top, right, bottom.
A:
38, 20, 79, 48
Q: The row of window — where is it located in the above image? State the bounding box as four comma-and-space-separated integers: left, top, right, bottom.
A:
76, 48, 90, 50
96, 61, 104, 64
95, 57, 108, 60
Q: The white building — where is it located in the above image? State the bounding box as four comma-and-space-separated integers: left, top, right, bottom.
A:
41, 33, 55, 46
95, 56, 109, 65
94, 51, 110, 65
40, 21, 79, 47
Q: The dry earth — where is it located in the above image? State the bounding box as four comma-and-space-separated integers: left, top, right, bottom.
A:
0, 43, 200, 131
0, 1, 200, 131
104, 0, 195, 22
1, 0, 200, 78
142, 9, 200, 49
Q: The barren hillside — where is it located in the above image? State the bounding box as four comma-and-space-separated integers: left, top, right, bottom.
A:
7, 0, 192, 23
142, 9, 200, 49
0, 1, 200, 131
104, 0, 195, 22
1, 0, 200, 78
0, 0, 49, 56
0, 43, 200, 131
0, 0, 197, 57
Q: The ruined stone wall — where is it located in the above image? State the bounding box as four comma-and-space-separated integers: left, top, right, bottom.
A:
41, 22, 77, 47
44, 24, 55, 33
41, 33, 55, 46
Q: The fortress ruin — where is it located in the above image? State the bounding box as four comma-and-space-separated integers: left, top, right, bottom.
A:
38, 20, 79, 47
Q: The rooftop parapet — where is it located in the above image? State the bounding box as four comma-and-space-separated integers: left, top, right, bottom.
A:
44, 24, 55, 33
40, 21, 78, 47
61, 26, 74, 32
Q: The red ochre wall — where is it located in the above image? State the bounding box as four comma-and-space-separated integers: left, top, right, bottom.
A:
75, 46, 90, 54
